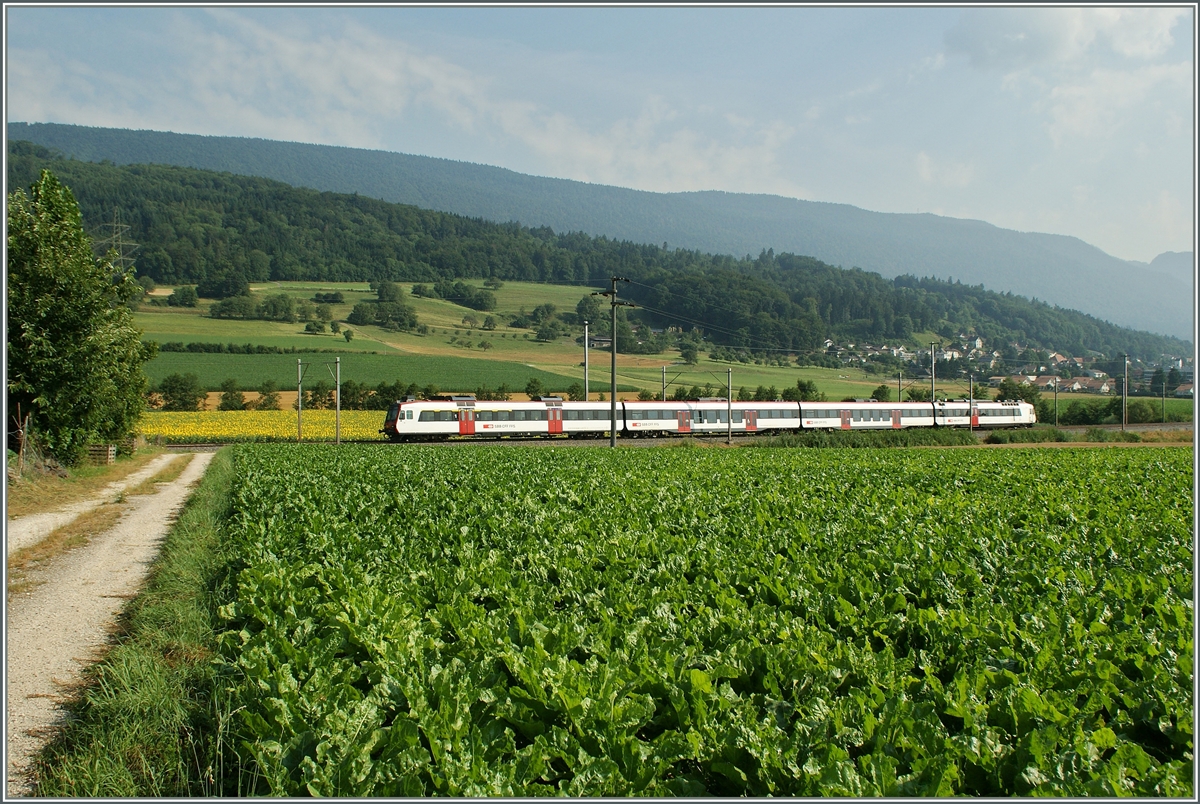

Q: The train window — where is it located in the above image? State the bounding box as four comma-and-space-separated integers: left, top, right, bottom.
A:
732, 411, 743, 423
853, 411, 862, 421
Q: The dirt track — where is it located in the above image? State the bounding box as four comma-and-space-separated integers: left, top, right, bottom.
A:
5, 451, 214, 797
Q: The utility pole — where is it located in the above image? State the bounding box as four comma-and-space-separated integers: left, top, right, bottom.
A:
325, 357, 342, 444
969, 373, 974, 435
583, 321, 590, 400
727, 368, 732, 445
1162, 369, 1167, 423
596, 277, 631, 448
296, 358, 310, 442
1122, 354, 1128, 431
662, 365, 667, 401
91, 207, 139, 271
898, 370, 902, 402
1053, 376, 1058, 427
930, 341, 938, 401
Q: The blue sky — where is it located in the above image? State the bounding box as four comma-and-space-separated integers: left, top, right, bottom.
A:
5, 5, 1194, 263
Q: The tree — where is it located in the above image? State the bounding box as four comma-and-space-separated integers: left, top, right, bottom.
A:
375, 281, 402, 303
167, 285, 198, 308
871, 384, 891, 402
525, 377, 545, 399
159, 373, 206, 411
254, 380, 281, 411
330, 320, 341, 334
218, 378, 246, 411
210, 295, 256, 319
906, 387, 932, 402
482, 315, 497, 331
196, 269, 248, 299
566, 382, 586, 401
680, 343, 699, 365
347, 302, 375, 326
6, 170, 156, 463
343, 329, 354, 342
576, 294, 602, 324
304, 380, 333, 410
258, 293, 296, 322
315, 304, 333, 322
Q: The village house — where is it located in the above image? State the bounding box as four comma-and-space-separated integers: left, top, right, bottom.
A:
1174, 382, 1193, 398
1075, 377, 1112, 394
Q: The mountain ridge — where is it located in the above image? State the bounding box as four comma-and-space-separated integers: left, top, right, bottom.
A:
8, 121, 1193, 341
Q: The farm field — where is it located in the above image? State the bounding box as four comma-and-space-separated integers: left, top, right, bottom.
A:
211, 444, 1192, 796
138, 410, 387, 443
132, 282, 928, 398
143, 352, 589, 396
135, 282, 1196, 414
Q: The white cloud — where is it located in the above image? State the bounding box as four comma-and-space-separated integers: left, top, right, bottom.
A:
8, 9, 803, 197
1044, 62, 1192, 146
946, 7, 1188, 69
1138, 190, 1194, 257
916, 151, 974, 188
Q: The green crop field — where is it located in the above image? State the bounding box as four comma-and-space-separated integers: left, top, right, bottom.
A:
212, 444, 1192, 796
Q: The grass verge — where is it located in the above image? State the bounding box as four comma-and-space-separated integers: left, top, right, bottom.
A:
29, 448, 248, 797
748, 428, 979, 448
985, 427, 1193, 444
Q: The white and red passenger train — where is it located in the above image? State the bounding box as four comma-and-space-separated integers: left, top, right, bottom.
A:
380, 396, 1036, 441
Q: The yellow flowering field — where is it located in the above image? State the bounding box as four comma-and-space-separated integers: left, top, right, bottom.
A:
139, 410, 388, 443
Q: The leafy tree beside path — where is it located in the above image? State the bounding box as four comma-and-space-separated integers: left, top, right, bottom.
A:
6, 170, 156, 464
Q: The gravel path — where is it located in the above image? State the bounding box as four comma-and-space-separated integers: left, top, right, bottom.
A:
6, 453, 185, 557
5, 451, 215, 797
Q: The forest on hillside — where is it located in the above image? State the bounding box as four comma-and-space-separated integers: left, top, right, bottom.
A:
7, 141, 1190, 361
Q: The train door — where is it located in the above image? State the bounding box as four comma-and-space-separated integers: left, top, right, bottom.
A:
676, 410, 692, 433
458, 408, 475, 436
840, 410, 852, 430
971, 406, 979, 428
891, 409, 902, 429
547, 407, 562, 435
745, 410, 758, 432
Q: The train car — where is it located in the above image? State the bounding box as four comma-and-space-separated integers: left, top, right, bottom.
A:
563, 401, 625, 438
381, 394, 1036, 441
800, 401, 935, 430
381, 397, 623, 440
622, 399, 802, 437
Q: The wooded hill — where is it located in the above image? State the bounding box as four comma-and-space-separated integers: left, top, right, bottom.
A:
7, 141, 1190, 362
10, 121, 1191, 341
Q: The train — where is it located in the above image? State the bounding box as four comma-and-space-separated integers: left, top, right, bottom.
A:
380, 396, 1036, 441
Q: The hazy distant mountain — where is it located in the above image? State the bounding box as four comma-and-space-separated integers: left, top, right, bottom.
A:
9, 121, 1193, 341
1137, 251, 1195, 287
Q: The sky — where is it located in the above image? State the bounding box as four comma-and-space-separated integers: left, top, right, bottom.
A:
4, 4, 1195, 263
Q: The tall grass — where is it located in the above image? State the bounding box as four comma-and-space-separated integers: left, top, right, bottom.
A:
747, 427, 979, 448
31, 449, 251, 796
